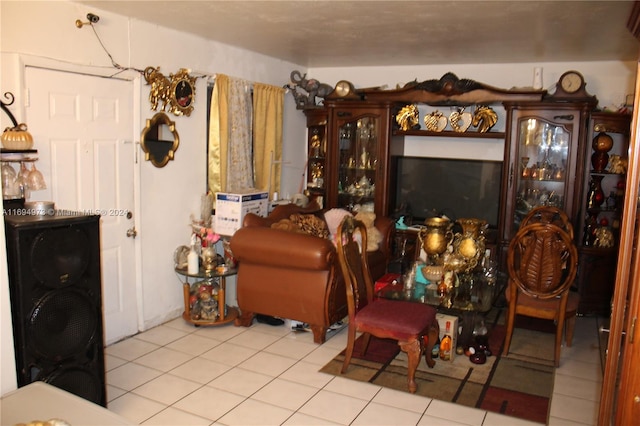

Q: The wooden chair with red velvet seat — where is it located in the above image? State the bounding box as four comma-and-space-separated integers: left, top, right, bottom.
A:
336, 216, 438, 393
503, 222, 579, 367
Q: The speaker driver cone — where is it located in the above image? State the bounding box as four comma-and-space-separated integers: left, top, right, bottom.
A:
31, 228, 91, 288
29, 288, 98, 360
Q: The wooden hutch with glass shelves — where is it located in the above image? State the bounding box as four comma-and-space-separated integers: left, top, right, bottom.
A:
310, 73, 545, 222
499, 98, 597, 269
576, 111, 631, 315
299, 73, 627, 301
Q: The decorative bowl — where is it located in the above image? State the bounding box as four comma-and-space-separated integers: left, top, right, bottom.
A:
422, 265, 444, 283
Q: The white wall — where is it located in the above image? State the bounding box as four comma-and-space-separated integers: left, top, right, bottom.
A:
0, 0, 307, 395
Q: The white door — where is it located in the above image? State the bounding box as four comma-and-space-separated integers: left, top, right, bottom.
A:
25, 67, 138, 344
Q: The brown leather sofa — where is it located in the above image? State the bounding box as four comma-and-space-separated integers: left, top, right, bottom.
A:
230, 202, 394, 344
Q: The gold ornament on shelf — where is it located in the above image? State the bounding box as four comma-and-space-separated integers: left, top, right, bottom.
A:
424, 110, 447, 132
471, 105, 498, 133
395, 104, 420, 131
449, 108, 472, 132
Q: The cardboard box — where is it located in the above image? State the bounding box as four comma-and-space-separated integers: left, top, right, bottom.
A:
436, 313, 458, 361
215, 191, 269, 236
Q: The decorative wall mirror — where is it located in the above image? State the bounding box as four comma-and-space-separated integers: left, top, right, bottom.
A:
140, 112, 179, 168
169, 68, 196, 116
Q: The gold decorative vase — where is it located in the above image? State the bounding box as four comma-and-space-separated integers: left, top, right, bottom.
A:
419, 217, 453, 258
449, 218, 487, 272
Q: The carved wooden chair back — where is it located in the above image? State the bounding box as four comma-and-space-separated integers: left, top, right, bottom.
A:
336, 216, 373, 319
508, 222, 577, 299
520, 206, 575, 241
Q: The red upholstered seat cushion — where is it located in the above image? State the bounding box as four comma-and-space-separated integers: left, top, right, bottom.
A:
354, 299, 437, 341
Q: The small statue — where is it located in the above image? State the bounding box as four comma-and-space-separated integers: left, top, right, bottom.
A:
191, 291, 218, 321
395, 105, 420, 131
310, 132, 322, 157
286, 70, 333, 109
396, 216, 409, 230
472, 105, 498, 133
144, 66, 171, 111
594, 227, 615, 248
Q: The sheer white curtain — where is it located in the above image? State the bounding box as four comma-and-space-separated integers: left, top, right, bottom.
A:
208, 74, 253, 193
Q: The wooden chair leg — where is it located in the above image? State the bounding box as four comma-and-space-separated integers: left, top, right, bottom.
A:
565, 311, 576, 347
423, 323, 439, 368
399, 339, 421, 393
360, 333, 372, 356
554, 315, 564, 368
502, 305, 516, 357
341, 325, 357, 374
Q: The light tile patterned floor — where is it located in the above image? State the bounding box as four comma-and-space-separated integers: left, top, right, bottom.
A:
105, 315, 602, 425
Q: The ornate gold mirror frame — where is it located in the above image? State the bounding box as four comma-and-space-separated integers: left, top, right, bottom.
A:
143, 67, 196, 117
140, 112, 179, 167
169, 68, 196, 116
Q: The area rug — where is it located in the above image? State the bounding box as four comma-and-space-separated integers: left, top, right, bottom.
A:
320, 309, 556, 424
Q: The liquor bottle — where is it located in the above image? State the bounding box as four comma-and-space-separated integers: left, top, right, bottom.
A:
430, 336, 440, 358
440, 321, 452, 361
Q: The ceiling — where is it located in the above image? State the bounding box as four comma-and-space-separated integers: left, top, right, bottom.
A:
76, 1, 640, 68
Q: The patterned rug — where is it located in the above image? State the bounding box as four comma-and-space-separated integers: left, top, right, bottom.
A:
320, 309, 556, 424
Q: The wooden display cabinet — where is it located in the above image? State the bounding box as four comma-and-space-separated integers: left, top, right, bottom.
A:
323, 100, 393, 217
321, 74, 544, 219
576, 111, 631, 315
498, 100, 595, 269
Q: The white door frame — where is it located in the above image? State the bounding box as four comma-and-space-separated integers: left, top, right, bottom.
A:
18, 58, 144, 342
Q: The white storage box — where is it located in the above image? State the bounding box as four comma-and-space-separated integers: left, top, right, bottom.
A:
436, 313, 458, 361
215, 191, 268, 236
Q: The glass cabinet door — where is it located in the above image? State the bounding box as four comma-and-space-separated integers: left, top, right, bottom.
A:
337, 115, 379, 211
513, 117, 571, 230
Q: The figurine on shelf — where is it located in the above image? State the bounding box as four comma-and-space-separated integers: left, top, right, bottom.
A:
471, 105, 498, 133
310, 131, 323, 157
594, 227, 615, 248
191, 291, 218, 321
286, 70, 333, 109
608, 154, 628, 174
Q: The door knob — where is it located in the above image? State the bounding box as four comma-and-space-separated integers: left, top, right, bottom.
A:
126, 227, 137, 238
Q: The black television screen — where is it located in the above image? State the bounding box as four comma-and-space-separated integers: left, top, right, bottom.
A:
392, 156, 503, 228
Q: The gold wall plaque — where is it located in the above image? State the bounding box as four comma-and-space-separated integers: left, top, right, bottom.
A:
144, 67, 196, 117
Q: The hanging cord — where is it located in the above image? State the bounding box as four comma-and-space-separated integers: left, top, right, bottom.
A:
88, 23, 145, 77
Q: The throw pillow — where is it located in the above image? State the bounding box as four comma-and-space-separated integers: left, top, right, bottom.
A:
324, 208, 353, 243
271, 218, 305, 234
289, 213, 330, 239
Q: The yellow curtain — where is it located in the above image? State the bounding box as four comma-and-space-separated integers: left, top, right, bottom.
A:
253, 83, 285, 198
208, 74, 229, 195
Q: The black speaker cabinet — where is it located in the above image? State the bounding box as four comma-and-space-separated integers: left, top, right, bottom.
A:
4, 213, 106, 406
